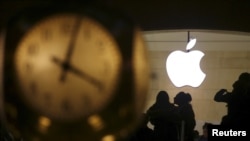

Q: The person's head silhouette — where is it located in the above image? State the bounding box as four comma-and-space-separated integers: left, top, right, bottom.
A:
174, 91, 192, 106
156, 90, 170, 104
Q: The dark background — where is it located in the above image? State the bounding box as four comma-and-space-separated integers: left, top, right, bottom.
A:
1, 0, 250, 32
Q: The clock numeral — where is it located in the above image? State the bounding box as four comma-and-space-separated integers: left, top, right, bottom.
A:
28, 44, 39, 55
97, 41, 104, 51
30, 81, 37, 95
41, 29, 52, 41
44, 92, 51, 106
102, 61, 109, 75
82, 95, 91, 114
61, 99, 71, 112
60, 23, 73, 35
83, 29, 90, 39
26, 62, 33, 73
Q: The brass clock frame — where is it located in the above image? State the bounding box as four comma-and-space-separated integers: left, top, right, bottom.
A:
3, 4, 149, 141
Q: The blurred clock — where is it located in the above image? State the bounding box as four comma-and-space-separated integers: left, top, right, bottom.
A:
2, 3, 149, 141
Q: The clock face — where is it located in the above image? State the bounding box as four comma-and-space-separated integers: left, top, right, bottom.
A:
14, 14, 122, 121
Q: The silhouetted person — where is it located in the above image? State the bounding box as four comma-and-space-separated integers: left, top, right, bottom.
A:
146, 90, 180, 141
128, 113, 154, 141
214, 72, 250, 106
174, 92, 196, 141
214, 72, 250, 127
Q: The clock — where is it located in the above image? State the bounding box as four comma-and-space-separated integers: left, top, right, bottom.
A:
15, 14, 122, 121
2, 4, 149, 141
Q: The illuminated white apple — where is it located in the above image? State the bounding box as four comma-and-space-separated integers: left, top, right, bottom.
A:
166, 38, 206, 87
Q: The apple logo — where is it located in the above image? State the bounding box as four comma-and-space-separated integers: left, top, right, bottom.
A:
166, 38, 206, 87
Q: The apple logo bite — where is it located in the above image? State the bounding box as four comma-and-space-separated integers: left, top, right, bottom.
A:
166, 38, 206, 87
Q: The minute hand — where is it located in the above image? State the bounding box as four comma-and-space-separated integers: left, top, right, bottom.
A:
69, 64, 103, 90
60, 18, 82, 82
52, 56, 103, 90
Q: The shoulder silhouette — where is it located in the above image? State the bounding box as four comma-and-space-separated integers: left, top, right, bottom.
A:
174, 91, 196, 141
147, 90, 180, 141
214, 72, 250, 127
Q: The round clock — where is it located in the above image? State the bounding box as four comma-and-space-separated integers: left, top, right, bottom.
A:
15, 14, 122, 121
2, 4, 149, 141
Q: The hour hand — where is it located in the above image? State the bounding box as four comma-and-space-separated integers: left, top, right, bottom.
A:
51, 56, 70, 82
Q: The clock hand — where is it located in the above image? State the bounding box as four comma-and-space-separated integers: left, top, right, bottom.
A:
51, 56, 71, 81
69, 64, 103, 90
60, 18, 82, 82
51, 56, 103, 90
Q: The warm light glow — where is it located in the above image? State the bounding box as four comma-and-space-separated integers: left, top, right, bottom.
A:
101, 135, 115, 141
166, 39, 206, 87
39, 116, 51, 127
38, 116, 51, 133
88, 115, 104, 131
